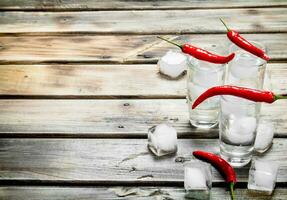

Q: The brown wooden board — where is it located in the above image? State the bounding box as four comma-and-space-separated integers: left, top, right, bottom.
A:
0, 64, 185, 99
0, 8, 286, 34
0, 63, 285, 98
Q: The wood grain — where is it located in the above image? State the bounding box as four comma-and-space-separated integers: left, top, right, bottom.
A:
1, 0, 287, 10
0, 138, 285, 183
0, 34, 286, 64
0, 64, 185, 98
0, 186, 286, 200
0, 99, 286, 137
0, 63, 285, 98
0, 8, 286, 34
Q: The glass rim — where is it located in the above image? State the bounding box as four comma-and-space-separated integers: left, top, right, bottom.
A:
187, 56, 226, 72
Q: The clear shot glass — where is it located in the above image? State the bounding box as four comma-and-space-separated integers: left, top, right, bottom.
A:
187, 57, 225, 128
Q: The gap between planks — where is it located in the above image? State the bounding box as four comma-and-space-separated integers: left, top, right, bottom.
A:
0, 0, 286, 11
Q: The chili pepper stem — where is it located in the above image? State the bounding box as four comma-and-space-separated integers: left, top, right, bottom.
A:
275, 94, 287, 101
220, 18, 230, 31
230, 182, 235, 200
157, 36, 182, 48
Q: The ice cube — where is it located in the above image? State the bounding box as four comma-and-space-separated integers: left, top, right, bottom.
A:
229, 52, 260, 79
248, 159, 279, 195
184, 160, 212, 199
148, 124, 177, 156
227, 117, 257, 145
158, 50, 187, 79
254, 120, 274, 153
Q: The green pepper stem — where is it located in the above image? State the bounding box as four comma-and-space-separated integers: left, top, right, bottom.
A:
157, 36, 182, 48
275, 94, 287, 101
230, 182, 235, 200
220, 18, 230, 31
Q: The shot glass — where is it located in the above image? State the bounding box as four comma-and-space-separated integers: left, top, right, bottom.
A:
187, 57, 225, 128
219, 41, 268, 167
219, 95, 260, 167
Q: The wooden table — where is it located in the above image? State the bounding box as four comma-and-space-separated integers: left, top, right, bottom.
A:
0, 1, 287, 199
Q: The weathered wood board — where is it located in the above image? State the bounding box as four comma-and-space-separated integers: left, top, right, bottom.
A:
0, 34, 286, 64
0, 8, 286, 34
0, 186, 286, 200
0, 99, 286, 137
0, 139, 285, 183
1, 0, 287, 10
0, 63, 285, 98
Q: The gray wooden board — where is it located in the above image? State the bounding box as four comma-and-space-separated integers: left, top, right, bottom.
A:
0, 0, 287, 10
0, 138, 285, 183
0, 8, 286, 34
0, 186, 286, 200
0, 99, 286, 137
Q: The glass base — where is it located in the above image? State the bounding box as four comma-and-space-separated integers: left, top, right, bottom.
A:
189, 119, 218, 129
220, 142, 253, 168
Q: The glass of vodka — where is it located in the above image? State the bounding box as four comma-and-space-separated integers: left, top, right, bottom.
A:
219, 41, 267, 167
187, 57, 225, 128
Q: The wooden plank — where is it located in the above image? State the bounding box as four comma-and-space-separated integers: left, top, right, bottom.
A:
1, 0, 287, 11
0, 8, 286, 34
0, 63, 285, 98
0, 64, 185, 98
0, 138, 285, 183
0, 99, 286, 137
0, 34, 286, 64
0, 186, 286, 200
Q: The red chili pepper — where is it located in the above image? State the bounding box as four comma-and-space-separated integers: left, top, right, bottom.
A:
192, 85, 287, 109
193, 150, 236, 200
157, 36, 235, 64
220, 18, 270, 61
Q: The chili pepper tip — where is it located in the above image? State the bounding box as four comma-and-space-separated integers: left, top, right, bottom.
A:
227, 52, 235, 62
262, 54, 270, 61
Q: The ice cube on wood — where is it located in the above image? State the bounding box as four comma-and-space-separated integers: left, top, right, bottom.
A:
158, 50, 187, 79
248, 159, 279, 195
254, 120, 274, 153
184, 161, 212, 199
147, 124, 177, 156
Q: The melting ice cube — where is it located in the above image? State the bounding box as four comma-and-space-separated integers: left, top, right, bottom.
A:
184, 160, 212, 199
190, 58, 224, 88
248, 159, 279, 195
254, 120, 274, 153
227, 116, 257, 145
158, 50, 187, 79
148, 124, 177, 156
